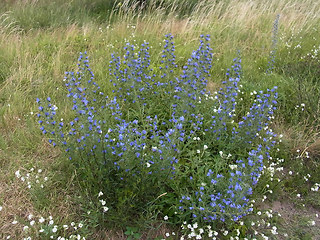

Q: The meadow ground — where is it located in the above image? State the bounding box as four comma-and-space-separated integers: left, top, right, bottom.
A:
0, 0, 320, 239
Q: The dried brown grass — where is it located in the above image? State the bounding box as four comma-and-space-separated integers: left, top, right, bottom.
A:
0, 170, 35, 238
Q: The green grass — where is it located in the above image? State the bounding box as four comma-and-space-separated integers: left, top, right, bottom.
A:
0, 0, 320, 239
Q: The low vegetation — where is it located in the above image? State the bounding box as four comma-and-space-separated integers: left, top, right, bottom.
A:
0, 0, 319, 239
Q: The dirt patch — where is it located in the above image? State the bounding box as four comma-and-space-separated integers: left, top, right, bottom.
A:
262, 198, 320, 239
206, 80, 221, 93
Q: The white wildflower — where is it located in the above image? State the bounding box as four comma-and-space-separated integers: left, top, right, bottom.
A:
309, 220, 316, 226
52, 225, 58, 233
15, 170, 21, 178
103, 206, 109, 212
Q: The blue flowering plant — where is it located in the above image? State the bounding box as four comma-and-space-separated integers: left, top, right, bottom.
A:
36, 34, 278, 229
266, 14, 280, 74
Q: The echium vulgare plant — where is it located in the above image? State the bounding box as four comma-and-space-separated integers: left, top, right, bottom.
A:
36, 34, 278, 228
266, 14, 280, 74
